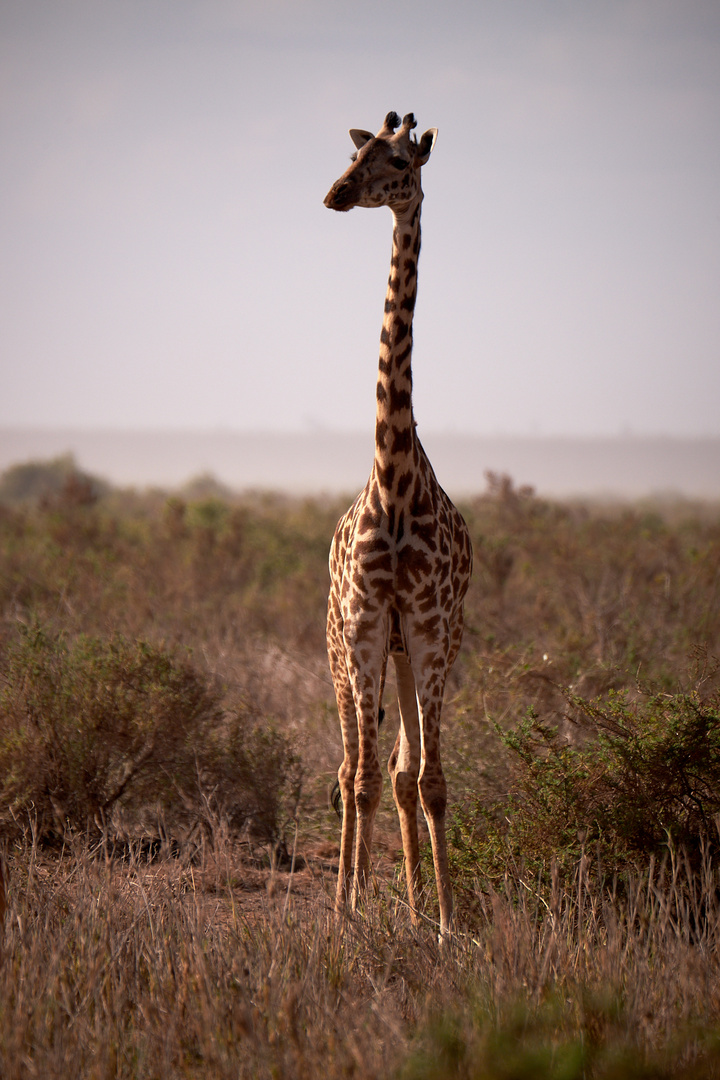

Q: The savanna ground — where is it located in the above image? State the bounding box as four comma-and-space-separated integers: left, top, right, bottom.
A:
1, 455, 720, 1078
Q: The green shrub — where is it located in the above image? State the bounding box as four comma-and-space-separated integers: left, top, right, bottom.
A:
448, 673, 720, 902
0, 623, 299, 844
0, 454, 108, 506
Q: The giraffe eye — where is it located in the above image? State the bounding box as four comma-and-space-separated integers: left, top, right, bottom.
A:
390, 157, 409, 170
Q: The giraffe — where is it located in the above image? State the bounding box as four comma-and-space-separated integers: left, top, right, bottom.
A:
324, 111, 473, 939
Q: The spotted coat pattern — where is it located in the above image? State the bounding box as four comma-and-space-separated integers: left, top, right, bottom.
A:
324, 112, 473, 938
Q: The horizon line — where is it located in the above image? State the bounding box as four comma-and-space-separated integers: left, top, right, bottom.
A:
2, 426, 720, 443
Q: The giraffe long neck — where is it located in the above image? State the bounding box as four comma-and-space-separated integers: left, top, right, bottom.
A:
374, 198, 422, 504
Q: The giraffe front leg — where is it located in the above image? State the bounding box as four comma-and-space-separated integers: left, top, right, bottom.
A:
335, 696, 358, 914
336, 748, 357, 912
351, 706, 383, 906
328, 619, 359, 917
336, 613, 385, 912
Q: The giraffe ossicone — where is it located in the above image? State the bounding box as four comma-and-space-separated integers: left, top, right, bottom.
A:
324, 111, 473, 940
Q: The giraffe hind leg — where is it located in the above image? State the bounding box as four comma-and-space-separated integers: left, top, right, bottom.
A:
388, 652, 422, 921
407, 633, 454, 940
417, 693, 453, 939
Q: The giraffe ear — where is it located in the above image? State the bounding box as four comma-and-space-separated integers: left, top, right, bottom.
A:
414, 128, 437, 168
349, 128, 374, 150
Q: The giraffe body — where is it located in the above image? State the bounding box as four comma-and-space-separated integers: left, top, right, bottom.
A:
324, 112, 472, 938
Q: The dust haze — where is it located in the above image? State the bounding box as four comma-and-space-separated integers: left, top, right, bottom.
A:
1, 429, 718, 500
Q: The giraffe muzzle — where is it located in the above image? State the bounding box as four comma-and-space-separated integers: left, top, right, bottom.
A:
324, 180, 357, 212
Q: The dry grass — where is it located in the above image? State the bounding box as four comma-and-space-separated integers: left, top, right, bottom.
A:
3, 833, 720, 1078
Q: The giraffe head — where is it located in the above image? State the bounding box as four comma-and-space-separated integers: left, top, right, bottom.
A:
324, 111, 437, 213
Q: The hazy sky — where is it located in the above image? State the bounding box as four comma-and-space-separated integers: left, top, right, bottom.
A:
2, 0, 719, 437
